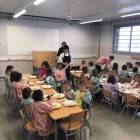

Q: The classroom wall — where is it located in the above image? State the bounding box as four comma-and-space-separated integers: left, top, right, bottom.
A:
0, 18, 98, 77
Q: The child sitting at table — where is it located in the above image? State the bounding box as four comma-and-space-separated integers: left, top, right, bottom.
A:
112, 70, 118, 82
100, 68, 108, 78
88, 61, 94, 74
127, 62, 133, 72
10, 71, 19, 83
135, 61, 140, 72
109, 63, 118, 74
129, 74, 140, 88
55, 62, 68, 93
90, 69, 101, 92
130, 67, 138, 80
118, 65, 129, 82
30, 90, 54, 137
63, 81, 75, 100
21, 87, 33, 121
11, 73, 29, 100
81, 67, 90, 79
40, 61, 50, 79
45, 69, 56, 90
5, 65, 14, 88
79, 60, 87, 71
75, 79, 91, 110
103, 75, 120, 102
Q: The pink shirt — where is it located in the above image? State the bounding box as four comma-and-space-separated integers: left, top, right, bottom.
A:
55, 69, 66, 81
30, 101, 54, 136
11, 82, 29, 100
95, 56, 110, 66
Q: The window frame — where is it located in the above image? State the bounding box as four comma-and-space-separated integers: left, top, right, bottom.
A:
112, 22, 140, 55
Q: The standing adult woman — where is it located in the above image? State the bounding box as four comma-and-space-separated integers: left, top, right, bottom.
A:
58, 45, 73, 80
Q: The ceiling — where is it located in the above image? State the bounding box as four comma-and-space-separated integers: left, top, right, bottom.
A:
1, 0, 140, 22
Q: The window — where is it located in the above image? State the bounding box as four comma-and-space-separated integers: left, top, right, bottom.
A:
113, 24, 140, 54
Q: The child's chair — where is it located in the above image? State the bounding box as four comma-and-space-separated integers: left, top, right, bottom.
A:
58, 110, 87, 140
100, 89, 120, 115
120, 94, 140, 123
125, 78, 132, 83
19, 109, 38, 140
118, 76, 122, 83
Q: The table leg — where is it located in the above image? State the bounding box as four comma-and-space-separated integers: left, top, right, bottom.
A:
55, 120, 58, 140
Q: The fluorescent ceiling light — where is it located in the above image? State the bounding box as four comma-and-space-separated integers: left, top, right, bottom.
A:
121, 12, 140, 18
13, 9, 26, 18
80, 18, 102, 24
34, 0, 44, 5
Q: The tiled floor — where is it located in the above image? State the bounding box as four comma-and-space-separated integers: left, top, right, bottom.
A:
1, 80, 140, 140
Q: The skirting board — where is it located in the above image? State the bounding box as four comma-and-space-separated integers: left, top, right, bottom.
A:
0, 54, 95, 61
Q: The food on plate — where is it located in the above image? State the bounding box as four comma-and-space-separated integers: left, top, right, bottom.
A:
56, 95, 61, 98
53, 105, 58, 109
131, 92, 134, 94
137, 89, 140, 92
32, 87, 38, 90
121, 88, 126, 91
68, 103, 73, 106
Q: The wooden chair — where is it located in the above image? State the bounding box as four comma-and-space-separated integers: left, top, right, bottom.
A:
120, 94, 140, 123
19, 110, 38, 140
125, 78, 132, 83
58, 110, 87, 140
81, 75, 88, 81
22, 104, 31, 120
100, 89, 120, 115
11, 86, 21, 119
118, 76, 122, 83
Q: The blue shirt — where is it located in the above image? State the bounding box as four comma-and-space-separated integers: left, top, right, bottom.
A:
88, 66, 95, 74
5, 75, 11, 88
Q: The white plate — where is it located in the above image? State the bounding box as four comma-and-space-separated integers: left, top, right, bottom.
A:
36, 81, 44, 84
29, 76, 36, 79
42, 85, 52, 89
63, 100, 76, 107
53, 103, 61, 109
43, 95, 48, 101
76, 71, 82, 73
53, 93, 65, 99
126, 90, 138, 95
23, 77, 26, 80
30, 86, 40, 91
25, 82, 33, 86
70, 71, 75, 74
134, 88, 140, 93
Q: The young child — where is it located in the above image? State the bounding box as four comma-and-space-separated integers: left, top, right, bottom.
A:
112, 70, 118, 82
118, 65, 129, 82
90, 69, 101, 92
135, 61, 140, 72
45, 69, 56, 90
128, 74, 140, 88
11, 73, 29, 100
55, 63, 68, 93
109, 63, 118, 74
100, 68, 108, 78
88, 61, 94, 74
63, 81, 75, 100
81, 67, 90, 79
21, 87, 33, 121
80, 60, 87, 71
130, 67, 138, 80
75, 80, 91, 110
10, 71, 19, 83
40, 61, 50, 78
30, 90, 54, 137
5, 65, 14, 88
103, 75, 119, 101
127, 62, 133, 72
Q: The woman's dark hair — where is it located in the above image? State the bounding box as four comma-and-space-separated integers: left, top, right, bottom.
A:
46, 68, 52, 75
57, 63, 63, 69
134, 74, 140, 79
14, 73, 22, 82
92, 69, 99, 78
83, 67, 88, 73
32, 90, 43, 101
10, 71, 19, 82
122, 65, 127, 70
109, 55, 114, 60
61, 42, 66, 46
88, 61, 93, 66
133, 67, 138, 73
22, 87, 31, 99
63, 45, 69, 50
41, 61, 50, 68
127, 62, 133, 68
112, 63, 118, 70
107, 75, 116, 84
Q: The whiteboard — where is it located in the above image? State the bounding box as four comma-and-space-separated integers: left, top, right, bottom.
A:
7, 26, 59, 56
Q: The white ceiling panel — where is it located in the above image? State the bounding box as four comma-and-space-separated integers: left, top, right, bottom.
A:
1, 0, 140, 21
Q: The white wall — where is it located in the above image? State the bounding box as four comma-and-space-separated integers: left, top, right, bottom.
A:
0, 18, 98, 77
